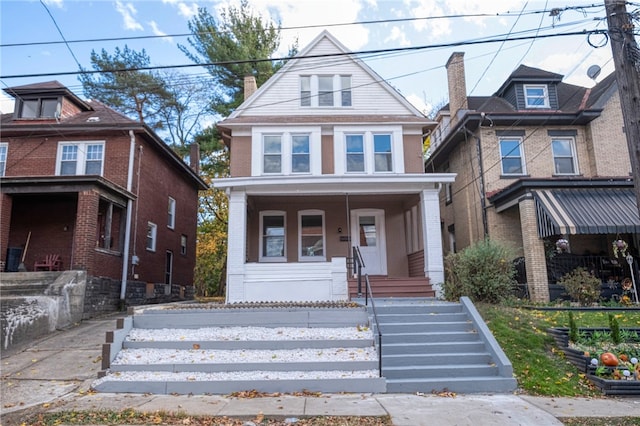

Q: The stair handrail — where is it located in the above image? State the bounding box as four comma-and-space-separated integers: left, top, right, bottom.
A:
352, 246, 366, 296
363, 274, 383, 377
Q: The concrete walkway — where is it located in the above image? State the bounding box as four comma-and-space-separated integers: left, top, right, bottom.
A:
2, 312, 640, 425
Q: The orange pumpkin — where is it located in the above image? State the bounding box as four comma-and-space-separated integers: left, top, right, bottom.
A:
601, 352, 619, 367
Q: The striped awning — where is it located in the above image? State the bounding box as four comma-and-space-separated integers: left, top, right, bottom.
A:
534, 188, 640, 237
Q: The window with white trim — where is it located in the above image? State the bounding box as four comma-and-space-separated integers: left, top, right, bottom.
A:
523, 84, 549, 108
342, 131, 397, 174
56, 141, 104, 176
0, 143, 7, 177
299, 210, 325, 261
551, 137, 578, 175
499, 138, 526, 175
299, 75, 352, 107
146, 222, 157, 252
291, 134, 310, 173
254, 129, 320, 176
18, 97, 59, 119
168, 197, 176, 229
263, 134, 282, 174
260, 211, 286, 262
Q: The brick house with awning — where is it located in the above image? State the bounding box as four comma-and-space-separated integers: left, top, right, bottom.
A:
426, 52, 638, 302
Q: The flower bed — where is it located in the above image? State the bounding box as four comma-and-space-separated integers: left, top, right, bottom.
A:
549, 327, 640, 395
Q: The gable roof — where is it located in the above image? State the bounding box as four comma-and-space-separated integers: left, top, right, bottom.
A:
494, 64, 564, 97
224, 30, 428, 121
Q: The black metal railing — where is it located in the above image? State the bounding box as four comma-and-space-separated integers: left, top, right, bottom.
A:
352, 246, 382, 377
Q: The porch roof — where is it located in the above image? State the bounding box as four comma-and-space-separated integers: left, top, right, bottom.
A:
533, 188, 640, 237
212, 174, 456, 195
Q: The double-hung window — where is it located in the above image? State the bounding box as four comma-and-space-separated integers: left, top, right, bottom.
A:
300, 75, 352, 107
299, 210, 325, 261
263, 135, 282, 174
500, 138, 526, 175
523, 84, 549, 108
551, 137, 578, 175
373, 134, 392, 172
260, 211, 286, 261
168, 197, 176, 229
337, 127, 401, 174
346, 134, 365, 172
0, 143, 7, 177
291, 135, 310, 173
146, 222, 157, 252
57, 141, 104, 176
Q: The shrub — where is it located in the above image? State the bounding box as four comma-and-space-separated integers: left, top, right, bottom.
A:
558, 267, 601, 306
443, 238, 516, 303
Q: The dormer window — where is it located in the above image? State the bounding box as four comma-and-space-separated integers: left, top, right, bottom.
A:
18, 97, 59, 118
300, 75, 352, 107
523, 85, 549, 108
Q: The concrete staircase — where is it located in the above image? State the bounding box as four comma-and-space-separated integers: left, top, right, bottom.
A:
368, 297, 517, 394
94, 303, 386, 395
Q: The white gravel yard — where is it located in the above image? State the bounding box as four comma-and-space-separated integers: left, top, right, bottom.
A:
125, 326, 373, 342
113, 346, 377, 365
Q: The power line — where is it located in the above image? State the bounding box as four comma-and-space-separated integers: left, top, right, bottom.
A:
0, 5, 606, 49
0, 29, 610, 80
39, 0, 82, 70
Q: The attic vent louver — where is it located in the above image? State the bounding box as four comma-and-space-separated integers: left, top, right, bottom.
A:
86, 117, 100, 122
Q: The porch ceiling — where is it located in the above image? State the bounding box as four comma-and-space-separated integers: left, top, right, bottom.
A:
213, 174, 456, 195
534, 188, 640, 237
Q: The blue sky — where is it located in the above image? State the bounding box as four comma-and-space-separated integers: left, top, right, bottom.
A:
0, 0, 617, 116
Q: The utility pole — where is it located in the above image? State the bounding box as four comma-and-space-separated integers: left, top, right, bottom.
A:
605, 0, 640, 215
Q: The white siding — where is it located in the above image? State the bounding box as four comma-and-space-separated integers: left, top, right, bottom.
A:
244, 38, 416, 117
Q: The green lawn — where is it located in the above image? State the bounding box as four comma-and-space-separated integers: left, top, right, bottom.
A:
476, 304, 640, 396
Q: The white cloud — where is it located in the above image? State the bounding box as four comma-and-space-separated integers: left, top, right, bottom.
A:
149, 21, 174, 43
406, 93, 432, 116
385, 26, 411, 47
115, 0, 144, 31
162, 0, 199, 18
0, 91, 15, 115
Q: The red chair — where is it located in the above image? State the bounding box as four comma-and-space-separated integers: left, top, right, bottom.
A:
34, 254, 62, 271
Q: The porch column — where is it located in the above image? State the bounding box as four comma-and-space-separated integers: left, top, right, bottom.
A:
519, 195, 550, 302
420, 189, 445, 297
226, 189, 247, 303
73, 190, 99, 271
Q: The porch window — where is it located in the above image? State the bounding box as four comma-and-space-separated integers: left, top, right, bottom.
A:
0, 143, 7, 177
499, 138, 526, 175
263, 135, 282, 174
260, 211, 286, 261
146, 222, 157, 252
299, 210, 325, 261
57, 141, 104, 176
551, 138, 578, 175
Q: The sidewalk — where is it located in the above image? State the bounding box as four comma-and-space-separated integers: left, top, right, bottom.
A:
2, 313, 640, 426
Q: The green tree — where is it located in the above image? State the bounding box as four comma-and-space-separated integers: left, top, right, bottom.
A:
182, 1, 296, 297
179, 0, 298, 117
79, 46, 175, 129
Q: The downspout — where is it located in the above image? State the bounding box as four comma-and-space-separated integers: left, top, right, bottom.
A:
464, 126, 489, 237
120, 130, 136, 303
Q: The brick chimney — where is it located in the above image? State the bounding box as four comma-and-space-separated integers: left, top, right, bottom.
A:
189, 143, 200, 174
446, 52, 468, 127
244, 75, 258, 100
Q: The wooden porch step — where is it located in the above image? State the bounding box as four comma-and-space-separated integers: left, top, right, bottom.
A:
348, 277, 434, 298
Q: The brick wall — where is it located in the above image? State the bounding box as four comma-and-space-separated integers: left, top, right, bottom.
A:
586, 93, 630, 176
0, 193, 12, 263
73, 190, 99, 270
229, 135, 252, 177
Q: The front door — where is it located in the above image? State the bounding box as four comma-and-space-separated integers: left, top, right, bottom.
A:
351, 209, 387, 275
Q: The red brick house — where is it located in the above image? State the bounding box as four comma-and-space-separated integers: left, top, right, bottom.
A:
0, 81, 207, 301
